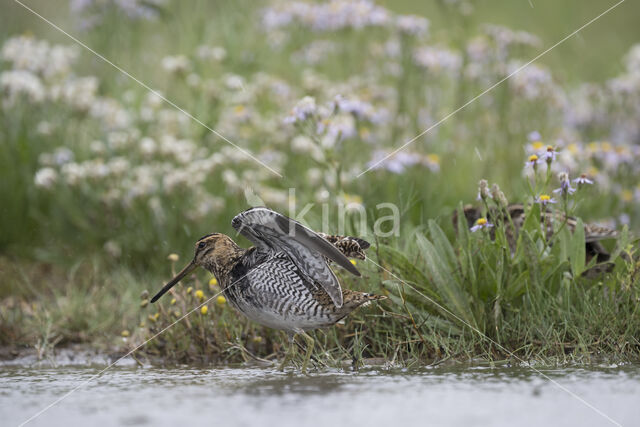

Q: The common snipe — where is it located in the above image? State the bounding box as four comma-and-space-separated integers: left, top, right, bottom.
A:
151, 207, 384, 372
454, 204, 619, 274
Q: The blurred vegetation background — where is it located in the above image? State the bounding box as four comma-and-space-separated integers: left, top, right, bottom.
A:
1, 0, 638, 364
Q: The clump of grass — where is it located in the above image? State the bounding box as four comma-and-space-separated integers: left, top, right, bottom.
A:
369, 162, 640, 363
0, 256, 145, 358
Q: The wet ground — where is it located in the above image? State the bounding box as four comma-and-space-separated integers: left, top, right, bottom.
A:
1, 361, 639, 426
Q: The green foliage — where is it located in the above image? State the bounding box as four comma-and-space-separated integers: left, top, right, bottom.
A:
1, 0, 639, 365
373, 197, 640, 361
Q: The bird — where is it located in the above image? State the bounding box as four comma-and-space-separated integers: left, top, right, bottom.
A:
453, 203, 619, 272
150, 207, 384, 372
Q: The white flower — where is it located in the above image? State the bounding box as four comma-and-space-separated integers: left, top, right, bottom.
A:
61, 162, 86, 185
413, 46, 462, 74
324, 114, 356, 142
108, 157, 130, 175
395, 14, 429, 36
1, 70, 46, 105
2, 36, 78, 79
50, 76, 98, 110
573, 173, 594, 186
284, 96, 317, 123
261, 0, 391, 32
196, 45, 227, 61
161, 55, 191, 74
140, 137, 157, 155
49, 148, 74, 166
224, 74, 245, 90
34, 168, 58, 188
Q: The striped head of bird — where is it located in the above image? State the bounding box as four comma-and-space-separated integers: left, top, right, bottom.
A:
150, 233, 243, 303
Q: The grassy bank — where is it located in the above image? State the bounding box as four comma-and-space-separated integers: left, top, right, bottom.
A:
1, 0, 639, 366
3, 199, 639, 366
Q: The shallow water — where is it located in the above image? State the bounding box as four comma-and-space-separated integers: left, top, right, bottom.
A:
1, 362, 639, 427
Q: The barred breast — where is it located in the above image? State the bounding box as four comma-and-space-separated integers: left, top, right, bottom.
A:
223, 253, 379, 332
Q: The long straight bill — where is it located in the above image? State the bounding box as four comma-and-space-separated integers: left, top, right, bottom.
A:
150, 260, 197, 303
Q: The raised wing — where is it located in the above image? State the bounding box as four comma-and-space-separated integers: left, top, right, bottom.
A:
583, 223, 619, 243
231, 207, 361, 307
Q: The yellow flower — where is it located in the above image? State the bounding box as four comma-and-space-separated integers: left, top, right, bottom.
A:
470, 217, 493, 232
216, 295, 227, 306
252, 336, 263, 344
350, 259, 357, 266
342, 193, 363, 204
539, 195, 551, 202
148, 314, 157, 323
186, 286, 193, 294
140, 299, 149, 308
621, 190, 633, 202
234, 104, 246, 115
121, 330, 130, 337
195, 290, 205, 301
528, 154, 539, 162
426, 153, 440, 164
531, 141, 544, 151
567, 143, 578, 154
154, 312, 160, 320
200, 305, 208, 315
170, 298, 177, 305
209, 277, 218, 286
167, 253, 179, 262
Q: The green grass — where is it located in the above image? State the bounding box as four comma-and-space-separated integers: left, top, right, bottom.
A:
382, 0, 640, 83
1, 0, 639, 366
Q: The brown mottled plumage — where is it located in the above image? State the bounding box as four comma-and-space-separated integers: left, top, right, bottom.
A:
453, 204, 618, 274
151, 207, 384, 372
317, 232, 370, 260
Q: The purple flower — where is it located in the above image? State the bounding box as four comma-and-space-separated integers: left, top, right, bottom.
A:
553, 186, 576, 196
527, 130, 541, 142
525, 154, 540, 170
535, 194, 557, 206
573, 173, 594, 186
470, 217, 493, 232
541, 145, 556, 163
553, 172, 576, 196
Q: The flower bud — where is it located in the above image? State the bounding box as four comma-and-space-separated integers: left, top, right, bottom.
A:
477, 179, 490, 201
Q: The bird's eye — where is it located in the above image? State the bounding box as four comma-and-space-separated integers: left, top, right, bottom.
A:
198, 242, 206, 250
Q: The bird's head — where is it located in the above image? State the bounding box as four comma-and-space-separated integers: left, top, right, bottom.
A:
452, 205, 480, 230
150, 233, 240, 303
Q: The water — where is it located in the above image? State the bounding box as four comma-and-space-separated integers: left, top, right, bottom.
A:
1, 362, 639, 427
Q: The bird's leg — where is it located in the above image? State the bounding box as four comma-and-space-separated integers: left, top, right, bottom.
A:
299, 331, 315, 374
278, 332, 296, 372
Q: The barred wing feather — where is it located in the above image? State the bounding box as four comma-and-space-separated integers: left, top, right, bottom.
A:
231, 207, 361, 308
